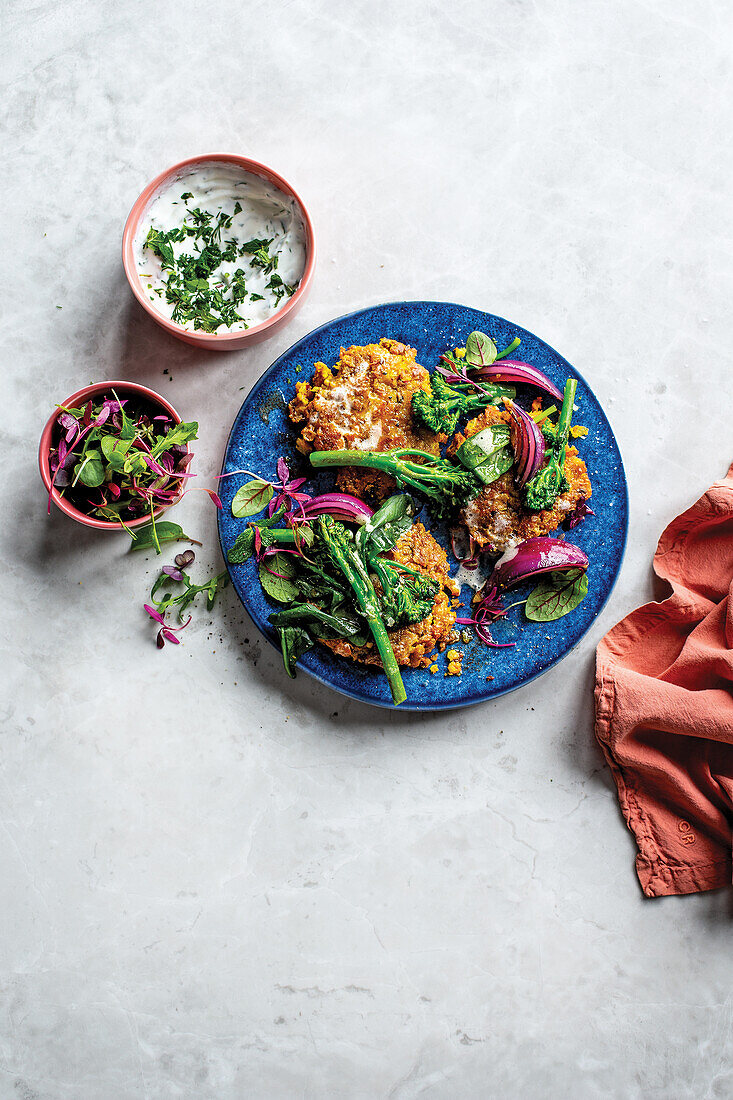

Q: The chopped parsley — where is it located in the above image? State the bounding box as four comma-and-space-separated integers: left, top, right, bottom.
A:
143, 210, 299, 333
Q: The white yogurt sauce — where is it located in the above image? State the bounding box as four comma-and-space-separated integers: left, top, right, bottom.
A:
133, 163, 307, 333
453, 563, 487, 591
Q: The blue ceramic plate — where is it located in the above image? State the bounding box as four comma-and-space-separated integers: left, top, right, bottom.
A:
218, 302, 628, 710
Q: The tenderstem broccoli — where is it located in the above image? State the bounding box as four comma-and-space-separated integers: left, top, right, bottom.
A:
412, 375, 514, 436
524, 378, 577, 512
369, 556, 439, 628
310, 448, 481, 521
317, 515, 407, 705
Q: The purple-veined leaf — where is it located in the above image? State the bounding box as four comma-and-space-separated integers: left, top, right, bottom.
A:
525, 569, 588, 622
232, 478, 274, 518
464, 330, 498, 368
258, 552, 299, 602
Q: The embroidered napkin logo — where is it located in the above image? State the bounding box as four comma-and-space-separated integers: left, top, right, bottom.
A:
677, 820, 696, 846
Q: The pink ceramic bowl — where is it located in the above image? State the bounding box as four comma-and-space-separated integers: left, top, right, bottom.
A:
122, 153, 316, 351
39, 380, 190, 531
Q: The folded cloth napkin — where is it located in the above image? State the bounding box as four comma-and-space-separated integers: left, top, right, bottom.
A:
595, 462, 733, 897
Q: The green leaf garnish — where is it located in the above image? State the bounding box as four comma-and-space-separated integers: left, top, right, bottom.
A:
227, 528, 256, 563
130, 522, 199, 552
258, 553, 299, 602
525, 570, 589, 621
73, 450, 105, 488
232, 479, 274, 518
465, 330, 497, 367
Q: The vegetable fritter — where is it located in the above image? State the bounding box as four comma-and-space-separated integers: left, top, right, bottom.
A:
453, 406, 592, 551
288, 339, 441, 499
321, 521, 459, 669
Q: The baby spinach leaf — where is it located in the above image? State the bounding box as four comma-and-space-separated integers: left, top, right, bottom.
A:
275, 624, 314, 677
130, 521, 198, 551
525, 569, 589, 622
101, 435, 133, 469
456, 425, 513, 485
232, 479, 273, 517
357, 493, 415, 556
258, 553, 299, 602
465, 330, 498, 368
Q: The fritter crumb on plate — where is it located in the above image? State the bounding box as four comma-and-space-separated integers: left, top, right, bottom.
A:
288, 338, 440, 499
321, 521, 459, 669
453, 406, 592, 552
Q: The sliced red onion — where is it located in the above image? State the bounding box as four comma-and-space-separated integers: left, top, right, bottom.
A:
488, 537, 588, 591
299, 493, 374, 525
468, 360, 562, 401
507, 402, 546, 488
563, 497, 595, 531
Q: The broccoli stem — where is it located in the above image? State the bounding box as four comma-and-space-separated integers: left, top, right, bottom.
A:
523, 379, 578, 512
318, 516, 407, 706
310, 448, 475, 499
556, 378, 577, 465
261, 527, 299, 542
311, 447, 435, 470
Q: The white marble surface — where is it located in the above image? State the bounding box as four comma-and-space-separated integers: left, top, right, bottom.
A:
2, 1, 733, 1097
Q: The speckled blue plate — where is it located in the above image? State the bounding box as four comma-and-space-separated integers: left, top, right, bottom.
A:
218, 302, 628, 710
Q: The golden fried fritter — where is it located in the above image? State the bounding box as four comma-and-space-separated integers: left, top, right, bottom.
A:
453, 406, 592, 551
321, 522, 459, 669
288, 338, 440, 499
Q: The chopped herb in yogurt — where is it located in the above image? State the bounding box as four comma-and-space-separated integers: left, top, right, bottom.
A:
134, 164, 307, 334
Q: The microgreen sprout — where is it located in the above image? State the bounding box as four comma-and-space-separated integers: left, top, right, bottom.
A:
145, 559, 230, 647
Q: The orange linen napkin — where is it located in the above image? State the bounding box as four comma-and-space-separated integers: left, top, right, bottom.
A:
595, 463, 733, 897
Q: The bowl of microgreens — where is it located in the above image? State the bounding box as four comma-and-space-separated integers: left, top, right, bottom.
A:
39, 380, 199, 546
122, 153, 316, 350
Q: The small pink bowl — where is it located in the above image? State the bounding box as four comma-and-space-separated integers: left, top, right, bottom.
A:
122, 153, 316, 350
39, 380, 189, 531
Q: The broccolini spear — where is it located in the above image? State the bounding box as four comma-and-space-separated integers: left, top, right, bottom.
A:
412, 374, 514, 435
317, 515, 407, 706
524, 378, 577, 512
352, 492, 439, 627
310, 449, 481, 521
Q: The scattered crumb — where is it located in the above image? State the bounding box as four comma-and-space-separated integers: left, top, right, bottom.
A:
445, 649, 463, 676
429, 664, 439, 674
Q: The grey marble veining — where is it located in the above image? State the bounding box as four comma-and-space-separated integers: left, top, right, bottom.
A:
2, 1, 733, 1097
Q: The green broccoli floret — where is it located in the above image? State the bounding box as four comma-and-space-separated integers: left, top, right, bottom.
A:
412, 386, 460, 435
370, 558, 439, 628
411, 375, 514, 436
540, 420, 558, 448
523, 465, 570, 511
